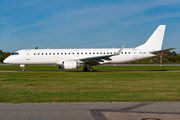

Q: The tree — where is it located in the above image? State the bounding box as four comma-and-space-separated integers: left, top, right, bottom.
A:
35, 47, 38, 49
172, 51, 177, 57
0, 55, 4, 63
0, 50, 3, 55
168, 56, 177, 63
177, 55, 180, 63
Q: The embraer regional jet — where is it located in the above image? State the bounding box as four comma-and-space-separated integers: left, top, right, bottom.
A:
3, 25, 175, 72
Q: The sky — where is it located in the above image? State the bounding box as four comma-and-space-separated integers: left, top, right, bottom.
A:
0, 0, 180, 53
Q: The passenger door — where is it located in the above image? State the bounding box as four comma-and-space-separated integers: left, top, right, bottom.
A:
25, 50, 31, 60
133, 49, 137, 59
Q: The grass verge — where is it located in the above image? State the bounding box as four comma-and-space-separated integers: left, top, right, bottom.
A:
1, 72, 180, 103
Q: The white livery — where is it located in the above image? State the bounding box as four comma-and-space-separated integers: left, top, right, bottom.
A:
3, 25, 175, 71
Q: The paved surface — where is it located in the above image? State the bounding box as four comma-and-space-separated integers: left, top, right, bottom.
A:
0, 102, 180, 120
1, 70, 180, 73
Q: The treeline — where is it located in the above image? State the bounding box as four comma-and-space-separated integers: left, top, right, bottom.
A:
0, 50, 12, 63
0, 50, 180, 64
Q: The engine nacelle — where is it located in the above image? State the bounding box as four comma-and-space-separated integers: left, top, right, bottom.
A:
61, 61, 81, 69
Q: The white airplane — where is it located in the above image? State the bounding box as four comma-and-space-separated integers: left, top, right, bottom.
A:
3, 25, 175, 72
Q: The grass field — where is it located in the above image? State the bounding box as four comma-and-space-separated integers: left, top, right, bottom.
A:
1, 66, 180, 103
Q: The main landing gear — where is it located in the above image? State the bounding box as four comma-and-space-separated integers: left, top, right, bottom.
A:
83, 65, 93, 72
20, 65, 25, 72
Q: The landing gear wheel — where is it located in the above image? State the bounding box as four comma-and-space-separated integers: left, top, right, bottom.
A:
88, 67, 93, 72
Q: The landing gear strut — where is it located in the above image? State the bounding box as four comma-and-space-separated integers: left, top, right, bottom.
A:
20, 65, 25, 72
83, 66, 88, 71
83, 65, 93, 72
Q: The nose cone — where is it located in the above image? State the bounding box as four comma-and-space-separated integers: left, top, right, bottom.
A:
3, 57, 10, 64
3, 58, 8, 64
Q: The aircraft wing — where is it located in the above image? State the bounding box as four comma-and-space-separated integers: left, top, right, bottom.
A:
79, 45, 125, 64
150, 48, 176, 55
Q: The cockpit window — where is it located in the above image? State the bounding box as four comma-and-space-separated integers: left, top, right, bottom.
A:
12, 52, 19, 55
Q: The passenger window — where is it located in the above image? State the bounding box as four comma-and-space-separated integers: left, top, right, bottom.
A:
34, 53, 36, 55
107, 52, 109, 54
89, 52, 91, 54
49, 53, 51, 55
73, 53, 74, 55
100, 52, 102, 54
93, 52, 95, 54
81, 53, 83, 54
104, 52, 105, 54
57, 53, 59, 55
65, 53, 67, 55
69, 53, 70, 55
97, 52, 98, 54
53, 53, 55, 55
85, 52, 87, 54
38, 53, 40, 55
61, 53, 63, 55
42, 53, 43, 55
125, 52, 127, 54
129, 52, 130, 54
121, 52, 123, 54
46, 53, 47, 55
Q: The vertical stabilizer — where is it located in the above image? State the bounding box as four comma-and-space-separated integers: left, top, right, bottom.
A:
135, 25, 166, 50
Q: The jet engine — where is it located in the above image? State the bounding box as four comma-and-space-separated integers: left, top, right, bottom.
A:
59, 61, 81, 69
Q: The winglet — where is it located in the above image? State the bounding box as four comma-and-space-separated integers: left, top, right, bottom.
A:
114, 45, 125, 55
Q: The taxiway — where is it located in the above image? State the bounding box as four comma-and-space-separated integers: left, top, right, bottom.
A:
1, 102, 180, 120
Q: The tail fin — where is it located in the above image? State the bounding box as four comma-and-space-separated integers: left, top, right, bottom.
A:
135, 25, 166, 50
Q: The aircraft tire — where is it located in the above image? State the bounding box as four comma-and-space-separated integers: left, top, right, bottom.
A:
88, 67, 93, 72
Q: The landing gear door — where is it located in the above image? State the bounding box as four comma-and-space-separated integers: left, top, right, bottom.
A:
133, 49, 137, 59
25, 50, 31, 60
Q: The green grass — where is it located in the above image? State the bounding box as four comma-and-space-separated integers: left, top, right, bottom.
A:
0, 65, 180, 71
1, 72, 180, 103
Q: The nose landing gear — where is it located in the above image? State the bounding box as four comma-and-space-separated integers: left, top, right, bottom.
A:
20, 65, 25, 72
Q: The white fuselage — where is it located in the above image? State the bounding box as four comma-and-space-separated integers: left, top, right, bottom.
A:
4, 48, 155, 65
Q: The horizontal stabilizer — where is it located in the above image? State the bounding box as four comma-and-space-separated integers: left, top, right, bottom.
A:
150, 48, 176, 54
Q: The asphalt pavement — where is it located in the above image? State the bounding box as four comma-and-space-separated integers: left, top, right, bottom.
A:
0, 102, 180, 120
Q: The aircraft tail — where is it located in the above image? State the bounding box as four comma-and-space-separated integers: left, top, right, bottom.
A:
135, 25, 166, 50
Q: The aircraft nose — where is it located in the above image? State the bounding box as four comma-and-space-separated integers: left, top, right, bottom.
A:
3, 58, 8, 64
3, 57, 10, 64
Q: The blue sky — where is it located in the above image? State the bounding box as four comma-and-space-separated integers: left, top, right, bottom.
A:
0, 0, 180, 53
